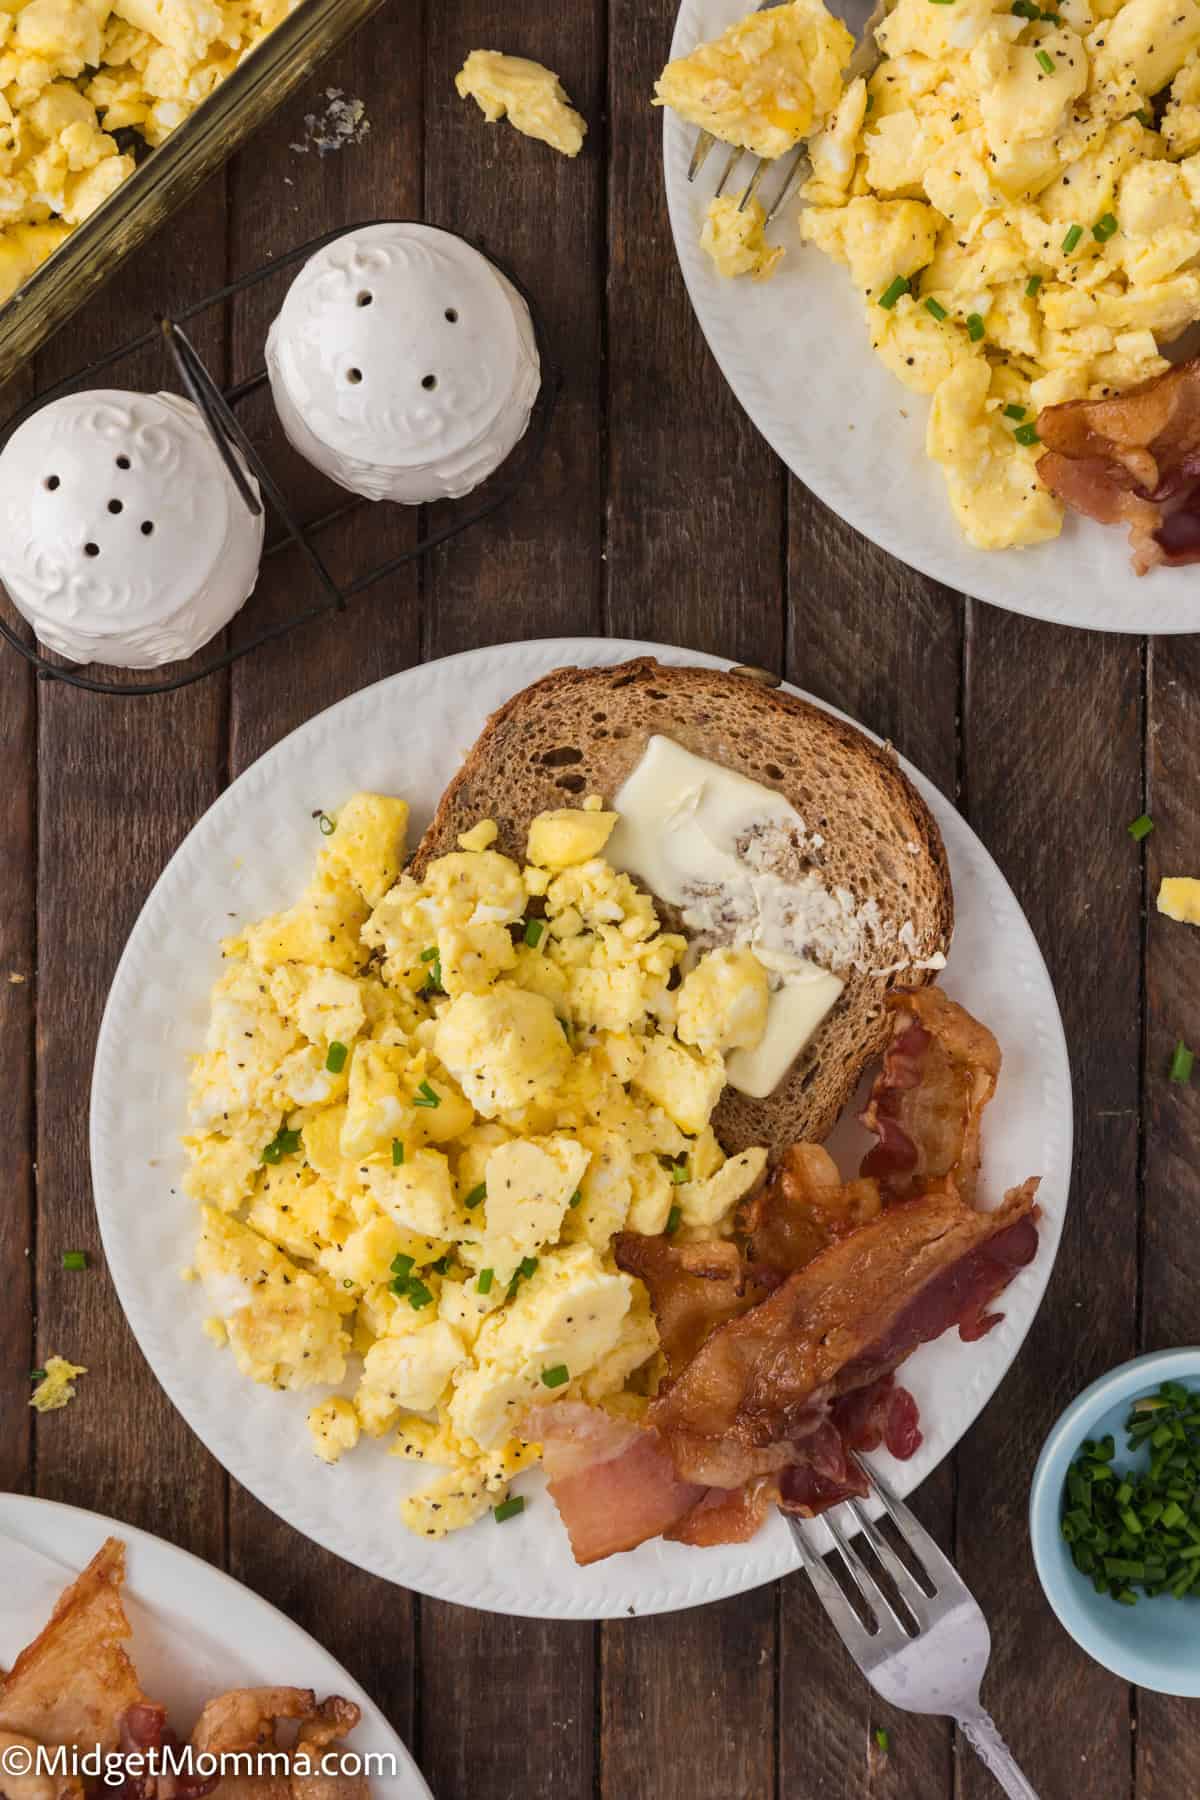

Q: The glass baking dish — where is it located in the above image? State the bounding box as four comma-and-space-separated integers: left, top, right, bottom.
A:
0, 0, 388, 390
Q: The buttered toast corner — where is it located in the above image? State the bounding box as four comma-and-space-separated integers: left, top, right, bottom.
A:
417, 658, 953, 1152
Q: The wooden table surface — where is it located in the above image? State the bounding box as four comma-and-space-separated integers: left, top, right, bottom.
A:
1, 0, 1193, 1795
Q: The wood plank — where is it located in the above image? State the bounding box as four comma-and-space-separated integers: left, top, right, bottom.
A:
421, 0, 606, 656
0, 435, 36, 1495
781, 487, 962, 1800
417, 5, 606, 1796
1134, 632, 1200, 1800
30, 172, 229, 1557
223, 19, 425, 1747
598, 7, 781, 1798
957, 609, 1141, 1800
607, 0, 785, 665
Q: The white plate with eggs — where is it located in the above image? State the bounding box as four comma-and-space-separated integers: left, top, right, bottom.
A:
90, 637, 1072, 1619
663, 0, 1200, 634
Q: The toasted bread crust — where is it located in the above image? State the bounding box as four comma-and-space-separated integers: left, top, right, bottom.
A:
415, 659, 953, 1153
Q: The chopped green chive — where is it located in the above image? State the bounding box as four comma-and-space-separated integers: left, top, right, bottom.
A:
1134, 106, 1154, 128
926, 0, 956, 6
523, 918, 545, 948
666, 1205, 683, 1236
1026, 273, 1043, 297
494, 1496, 525, 1522
61, 1250, 88, 1271
1003, 403, 1027, 420
430, 1256, 451, 1275
1093, 212, 1118, 242
413, 1080, 440, 1108
1062, 222, 1082, 253
865, 91, 874, 111
568, 1188, 583, 1208
29, 1369, 46, 1382
541, 1364, 570, 1388
1011, 0, 1039, 15
671, 1158, 689, 1185
1015, 422, 1041, 446
966, 312, 985, 341
477, 1268, 494, 1294
1128, 813, 1154, 841
325, 1040, 348, 1074
1170, 1040, 1194, 1084
924, 296, 948, 321
464, 1182, 487, 1210
878, 275, 910, 309
390, 1253, 415, 1280
406, 1279, 434, 1310
1036, 47, 1056, 72
317, 812, 336, 836
875, 1728, 890, 1755
518, 1256, 538, 1278
262, 1125, 302, 1164
419, 946, 438, 962
392, 1138, 405, 1165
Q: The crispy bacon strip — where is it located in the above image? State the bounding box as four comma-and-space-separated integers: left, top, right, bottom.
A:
0, 1539, 149, 1756
648, 1179, 1039, 1490
614, 1146, 880, 1379
530, 1402, 705, 1565
860, 988, 1000, 1205
1036, 359, 1200, 574
192, 1689, 366, 1800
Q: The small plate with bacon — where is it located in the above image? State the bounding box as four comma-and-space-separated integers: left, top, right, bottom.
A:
0, 1494, 430, 1800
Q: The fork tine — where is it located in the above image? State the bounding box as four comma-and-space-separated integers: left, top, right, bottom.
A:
736, 157, 769, 212
764, 145, 810, 222
852, 1452, 963, 1595
785, 1515, 879, 1658
713, 144, 744, 199
846, 1496, 935, 1624
824, 1510, 917, 1644
688, 129, 717, 182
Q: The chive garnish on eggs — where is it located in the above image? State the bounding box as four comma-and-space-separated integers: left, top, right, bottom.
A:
413, 1080, 441, 1108
325, 1040, 348, 1074
878, 275, 910, 309
262, 1125, 302, 1164
494, 1496, 525, 1522
464, 1182, 487, 1209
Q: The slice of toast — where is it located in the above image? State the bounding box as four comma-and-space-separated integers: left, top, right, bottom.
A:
415, 658, 953, 1153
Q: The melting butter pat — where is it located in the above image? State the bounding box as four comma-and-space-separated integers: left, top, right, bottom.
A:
1158, 877, 1200, 924
607, 736, 846, 1098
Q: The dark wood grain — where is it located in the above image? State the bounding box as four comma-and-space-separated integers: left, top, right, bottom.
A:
0, 570, 35, 1497
781, 487, 962, 1800
958, 609, 1142, 1800
29, 173, 229, 1559
1134, 632, 1200, 1800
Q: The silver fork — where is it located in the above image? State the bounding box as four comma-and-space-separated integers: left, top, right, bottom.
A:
685, 0, 892, 222
786, 1451, 1041, 1800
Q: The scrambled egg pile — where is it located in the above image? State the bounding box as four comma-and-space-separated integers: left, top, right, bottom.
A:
666, 0, 1200, 550
184, 793, 768, 1538
0, 0, 298, 303
456, 50, 587, 157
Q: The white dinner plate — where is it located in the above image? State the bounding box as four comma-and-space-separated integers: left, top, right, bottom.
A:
663, 0, 1199, 634
0, 1492, 430, 1800
91, 637, 1073, 1619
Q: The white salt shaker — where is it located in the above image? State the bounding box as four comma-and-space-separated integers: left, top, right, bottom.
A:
0, 389, 265, 669
265, 221, 541, 505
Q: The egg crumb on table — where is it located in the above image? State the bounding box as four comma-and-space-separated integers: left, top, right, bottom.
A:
29, 1355, 86, 1412
0, 0, 301, 304
658, 0, 1200, 550
184, 791, 771, 1537
455, 50, 587, 156
1158, 877, 1200, 922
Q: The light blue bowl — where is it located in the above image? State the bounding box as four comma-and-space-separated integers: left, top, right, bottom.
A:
1030, 1348, 1200, 1695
